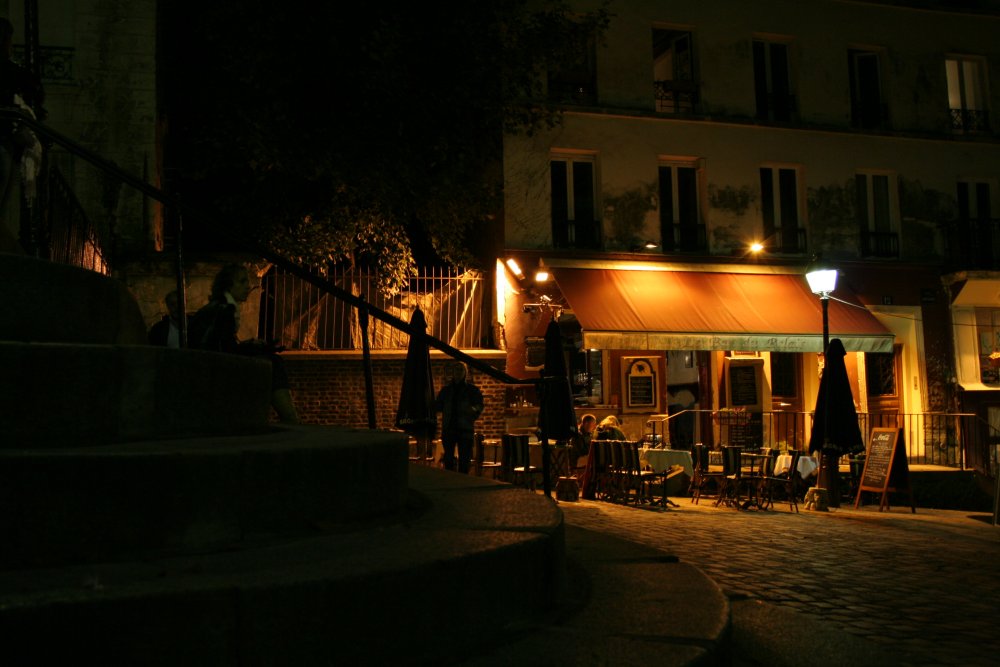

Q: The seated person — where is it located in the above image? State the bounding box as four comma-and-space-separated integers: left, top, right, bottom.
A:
188, 263, 299, 424
148, 290, 182, 348
596, 414, 627, 441
569, 413, 597, 471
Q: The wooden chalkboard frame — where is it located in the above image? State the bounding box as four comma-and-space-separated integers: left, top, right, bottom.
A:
854, 427, 915, 513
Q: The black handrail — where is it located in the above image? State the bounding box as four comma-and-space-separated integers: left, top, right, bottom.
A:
0, 106, 533, 387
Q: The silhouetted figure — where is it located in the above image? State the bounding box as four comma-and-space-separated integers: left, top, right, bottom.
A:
435, 361, 484, 473
189, 263, 299, 424
148, 290, 182, 348
0, 17, 44, 253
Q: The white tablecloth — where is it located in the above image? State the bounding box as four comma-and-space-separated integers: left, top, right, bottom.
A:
639, 447, 694, 477
773, 454, 818, 480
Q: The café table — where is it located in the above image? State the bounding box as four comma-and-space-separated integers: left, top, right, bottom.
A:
639, 447, 694, 477
773, 453, 819, 480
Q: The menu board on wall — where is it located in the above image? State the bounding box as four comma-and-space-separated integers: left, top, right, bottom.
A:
628, 374, 655, 407
729, 366, 759, 406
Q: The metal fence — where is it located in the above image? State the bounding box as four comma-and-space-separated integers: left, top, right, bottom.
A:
655, 409, 992, 470
258, 264, 488, 350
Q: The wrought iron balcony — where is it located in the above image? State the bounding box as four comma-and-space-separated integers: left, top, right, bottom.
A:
950, 108, 990, 133
944, 217, 1000, 270
553, 218, 602, 251
768, 227, 808, 254
662, 223, 707, 252
860, 230, 899, 258
653, 79, 698, 114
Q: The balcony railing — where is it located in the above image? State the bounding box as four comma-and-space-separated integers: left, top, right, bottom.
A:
653, 79, 697, 114
768, 227, 808, 254
944, 217, 1000, 270
950, 108, 990, 133
662, 222, 707, 253
860, 229, 899, 258
553, 217, 602, 250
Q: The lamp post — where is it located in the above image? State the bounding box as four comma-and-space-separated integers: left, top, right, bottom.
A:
806, 265, 838, 508
805, 267, 837, 354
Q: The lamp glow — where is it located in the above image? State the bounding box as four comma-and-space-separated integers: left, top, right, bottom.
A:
505, 258, 524, 280
535, 270, 550, 282
750, 241, 764, 253
806, 268, 838, 296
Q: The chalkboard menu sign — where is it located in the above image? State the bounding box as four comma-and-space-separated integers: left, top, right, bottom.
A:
728, 411, 763, 449
628, 375, 655, 406
730, 365, 758, 407
855, 427, 915, 513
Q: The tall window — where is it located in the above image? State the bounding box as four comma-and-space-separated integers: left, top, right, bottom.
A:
865, 352, 897, 396
548, 24, 597, 105
551, 155, 600, 249
856, 172, 899, 257
946, 56, 989, 132
658, 160, 704, 251
849, 49, 886, 129
753, 40, 794, 122
958, 180, 997, 268
653, 29, 696, 113
759, 166, 805, 253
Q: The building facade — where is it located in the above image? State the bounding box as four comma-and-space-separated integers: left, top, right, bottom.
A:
499, 0, 1000, 461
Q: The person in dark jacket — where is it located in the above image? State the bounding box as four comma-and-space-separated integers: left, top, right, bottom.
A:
435, 361, 484, 473
189, 263, 299, 423
148, 290, 182, 348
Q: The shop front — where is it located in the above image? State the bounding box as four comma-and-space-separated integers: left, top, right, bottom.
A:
501, 258, 897, 451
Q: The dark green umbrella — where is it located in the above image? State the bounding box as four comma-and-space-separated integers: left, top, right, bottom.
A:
395, 307, 437, 443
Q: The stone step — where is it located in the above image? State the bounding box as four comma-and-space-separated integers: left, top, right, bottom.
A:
0, 253, 147, 345
0, 426, 408, 568
0, 465, 565, 666
1, 342, 273, 447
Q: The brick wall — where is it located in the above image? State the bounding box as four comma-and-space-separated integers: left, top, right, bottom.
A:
282, 351, 511, 439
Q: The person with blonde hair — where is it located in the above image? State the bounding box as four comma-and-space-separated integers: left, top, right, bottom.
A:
596, 414, 626, 441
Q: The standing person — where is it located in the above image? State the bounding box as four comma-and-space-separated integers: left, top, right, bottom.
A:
0, 17, 44, 253
148, 290, 183, 348
188, 263, 299, 424
435, 361, 484, 473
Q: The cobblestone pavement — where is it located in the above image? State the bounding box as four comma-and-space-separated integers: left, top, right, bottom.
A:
558, 497, 1000, 666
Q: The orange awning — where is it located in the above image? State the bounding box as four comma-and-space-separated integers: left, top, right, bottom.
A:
552, 267, 895, 353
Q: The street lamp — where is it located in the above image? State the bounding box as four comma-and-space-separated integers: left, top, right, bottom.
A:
806, 267, 837, 354
806, 263, 838, 509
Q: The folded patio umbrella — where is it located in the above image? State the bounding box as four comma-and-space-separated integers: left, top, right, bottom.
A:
395, 307, 437, 440
537, 319, 577, 442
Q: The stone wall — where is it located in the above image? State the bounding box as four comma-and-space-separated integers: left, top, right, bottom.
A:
282, 351, 511, 439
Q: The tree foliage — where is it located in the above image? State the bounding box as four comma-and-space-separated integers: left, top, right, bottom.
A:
163, 1, 609, 293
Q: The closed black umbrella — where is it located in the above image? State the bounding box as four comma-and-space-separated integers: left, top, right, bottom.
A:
395, 308, 436, 457
537, 319, 577, 497
537, 319, 577, 441
809, 338, 863, 507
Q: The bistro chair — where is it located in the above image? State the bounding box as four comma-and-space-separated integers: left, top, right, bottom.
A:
623, 441, 666, 505
716, 445, 744, 508
507, 434, 543, 491
763, 449, 802, 512
588, 439, 613, 500
475, 433, 503, 480
690, 444, 723, 504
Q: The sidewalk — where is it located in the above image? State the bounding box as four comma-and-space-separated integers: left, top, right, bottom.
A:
557, 497, 1000, 666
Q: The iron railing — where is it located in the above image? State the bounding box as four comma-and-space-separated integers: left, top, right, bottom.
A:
259, 264, 487, 351
649, 409, 984, 470
950, 108, 990, 133
943, 217, 1000, 270
653, 79, 697, 114
40, 163, 110, 274
860, 229, 899, 258
662, 222, 707, 253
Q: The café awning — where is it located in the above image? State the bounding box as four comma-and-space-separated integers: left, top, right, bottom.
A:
552, 267, 895, 353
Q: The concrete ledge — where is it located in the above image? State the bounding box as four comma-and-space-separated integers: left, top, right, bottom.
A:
0, 342, 272, 447
0, 427, 408, 567
0, 465, 565, 665
0, 253, 147, 344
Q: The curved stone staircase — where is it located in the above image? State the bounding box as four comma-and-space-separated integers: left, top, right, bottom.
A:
0, 255, 566, 664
